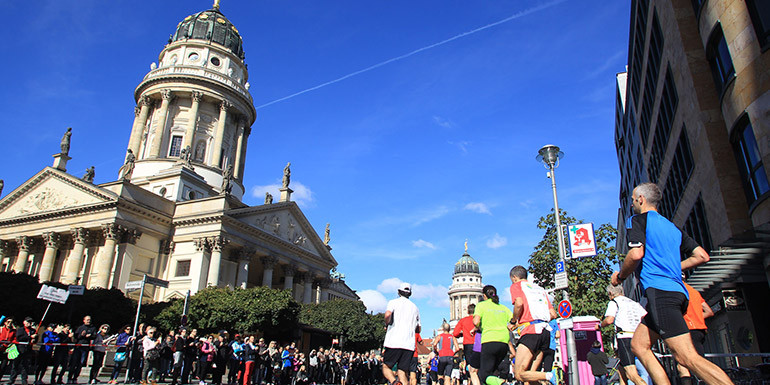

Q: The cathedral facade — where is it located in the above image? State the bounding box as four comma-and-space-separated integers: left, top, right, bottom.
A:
0, 4, 357, 304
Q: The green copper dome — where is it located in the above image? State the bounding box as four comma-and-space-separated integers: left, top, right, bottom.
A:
454, 252, 480, 274
172, 8, 244, 59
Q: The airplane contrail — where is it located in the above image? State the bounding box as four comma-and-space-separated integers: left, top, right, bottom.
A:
255, 0, 567, 110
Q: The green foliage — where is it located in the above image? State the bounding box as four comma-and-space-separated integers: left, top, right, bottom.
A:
0, 272, 135, 331
299, 299, 385, 352
528, 209, 621, 350
154, 286, 300, 335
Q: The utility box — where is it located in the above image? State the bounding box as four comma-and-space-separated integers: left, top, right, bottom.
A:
558, 316, 602, 385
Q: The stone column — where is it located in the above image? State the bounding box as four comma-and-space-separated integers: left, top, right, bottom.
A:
236, 258, 250, 289
148, 89, 174, 158
318, 278, 331, 303
210, 100, 231, 169
0, 241, 9, 272
13, 236, 33, 273
193, 238, 211, 290
283, 264, 297, 292
65, 228, 89, 284
206, 236, 229, 287
183, 91, 204, 151
92, 224, 123, 289
303, 273, 314, 304
128, 95, 153, 156
39, 232, 61, 282
261, 255, 277, 288
233, 122, 250, 179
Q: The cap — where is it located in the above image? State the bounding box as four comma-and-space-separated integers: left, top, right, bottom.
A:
398, 282, 411, 293
24, 316, 34, 323
234, 334, 241, 338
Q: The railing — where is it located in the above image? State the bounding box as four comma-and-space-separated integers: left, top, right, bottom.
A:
141, 65, 252, 101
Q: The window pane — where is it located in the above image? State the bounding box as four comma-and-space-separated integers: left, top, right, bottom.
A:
169, 135, 183, 157
742, 126, 762, 166
753, 165, 770, 197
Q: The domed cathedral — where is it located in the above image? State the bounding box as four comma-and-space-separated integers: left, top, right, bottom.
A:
448, 243, 483, 329
126, 4, 254, 200
0, 2, 358, 305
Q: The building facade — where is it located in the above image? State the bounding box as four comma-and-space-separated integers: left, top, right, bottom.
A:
447, 246, 483, 337
615, 0, 769, 364
0, 4, 358, 304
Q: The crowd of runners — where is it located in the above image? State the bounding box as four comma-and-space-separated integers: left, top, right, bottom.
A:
1, 182, 735, 385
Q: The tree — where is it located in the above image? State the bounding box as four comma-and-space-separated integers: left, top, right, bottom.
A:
0, 272, 135, 330
299, 299, 386, 352
154, 286, 300, 335
528, 209, 621, 348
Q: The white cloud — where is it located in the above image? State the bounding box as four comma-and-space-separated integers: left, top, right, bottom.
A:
376, 278, 450, 308
412, 239, 437, 249
486, 233, 508, 249
448, 141, 470, 154
464, 202, 492, 215
432, 115, 455, 129
358, 290, 388, 313
251, 180, 315, 207
412, 206, 451, 226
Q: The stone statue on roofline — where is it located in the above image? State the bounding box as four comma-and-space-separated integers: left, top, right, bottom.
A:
265, 192, 273, 204
221, 164, 233, 195
60, 127, 72, 155
82, 166, 95, 183
282, 162, 291, 189
121, 150, 135, 181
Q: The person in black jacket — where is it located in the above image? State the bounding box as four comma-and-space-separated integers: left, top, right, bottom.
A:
68, 316, 96, 384
50, 324, 73, 385
7, 317, 36, 385
586, 341, 609, 385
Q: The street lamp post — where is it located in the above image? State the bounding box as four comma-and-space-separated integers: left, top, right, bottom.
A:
536, 144, 579, 385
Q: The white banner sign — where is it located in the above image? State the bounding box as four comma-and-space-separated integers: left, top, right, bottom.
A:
567, 223, 598, 258
125, 281, 144, 290
37, 284, 70, 304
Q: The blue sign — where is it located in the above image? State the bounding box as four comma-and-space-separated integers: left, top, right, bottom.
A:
558, 300, 572, 319
555, 261, 565, 274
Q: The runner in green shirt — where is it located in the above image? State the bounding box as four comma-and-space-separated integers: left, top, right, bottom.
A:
473, 285, 514, 385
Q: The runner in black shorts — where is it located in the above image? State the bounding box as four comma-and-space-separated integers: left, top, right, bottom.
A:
516, 330, 550, 356
613, 183, 732, 385
384, 348, 413, 377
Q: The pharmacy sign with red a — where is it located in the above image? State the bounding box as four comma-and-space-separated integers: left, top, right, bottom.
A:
567, 223, 597, 258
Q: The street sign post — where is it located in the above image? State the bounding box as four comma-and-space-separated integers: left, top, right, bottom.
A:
567, 223, 598, 258
558, 300, 573, 319
37, 285, 69, 304
125, 280, 143, 291
554, 261, 568, 290
68, 285, 85, 296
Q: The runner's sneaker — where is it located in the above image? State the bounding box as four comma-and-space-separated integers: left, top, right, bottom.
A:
547, 368, 559, 385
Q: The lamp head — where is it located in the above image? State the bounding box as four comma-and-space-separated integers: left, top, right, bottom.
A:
536, 144, 564, 168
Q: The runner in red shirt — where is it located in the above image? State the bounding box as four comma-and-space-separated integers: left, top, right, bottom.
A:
433, 323, 458, 385
677, 283, 714, 385
509, 265, 558, 385
410, 333, 422, 385
452, 304, 480, 385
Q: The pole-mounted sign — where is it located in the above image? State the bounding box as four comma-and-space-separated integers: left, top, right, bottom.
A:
567, 223, 597, 258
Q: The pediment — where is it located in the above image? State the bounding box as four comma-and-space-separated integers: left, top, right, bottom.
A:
0, 168, 117, 220
229, 203, 334, 263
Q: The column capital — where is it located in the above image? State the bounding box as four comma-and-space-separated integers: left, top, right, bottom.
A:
0, 240, 9, 254
314, 276, 331, 288
238, 247, 256, 261
122, 228, 142, 245
160, 239, 175, 255
161, 89, 175, 101
42, 232, 61, 249
194, 237, 211, 252
140, 94, 153, 106
71, 228, 90, 245
16, 236, 33, 252
260, 255, 278, 269
191, 90, 204, 102
220, 100, 232, 111
134, 105, 142, 117
283, 263, 298, 277
102, 223, 124, 241
210, 235, 229, 252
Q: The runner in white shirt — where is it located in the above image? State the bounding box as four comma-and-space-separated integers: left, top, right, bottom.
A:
597, 284, 648, 385
383, 282, 421, 385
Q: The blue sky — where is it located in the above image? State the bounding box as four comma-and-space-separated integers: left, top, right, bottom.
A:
0, 1, 629, 332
